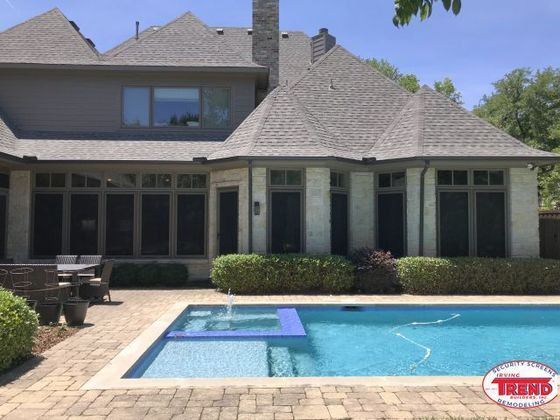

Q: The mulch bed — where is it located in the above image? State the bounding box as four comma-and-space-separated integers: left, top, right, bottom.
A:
32, 325, 80, 354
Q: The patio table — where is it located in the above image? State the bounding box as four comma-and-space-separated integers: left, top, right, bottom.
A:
57, 264, 100, 299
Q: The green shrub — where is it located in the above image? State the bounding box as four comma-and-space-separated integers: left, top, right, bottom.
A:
0, 288, 38, 371
111, 263, 189, 288
397, 257, 560, 295
349, 248, 399, 293
211, 254, 354, 294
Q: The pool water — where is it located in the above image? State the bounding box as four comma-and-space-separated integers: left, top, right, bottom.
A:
127, 305, 560, 378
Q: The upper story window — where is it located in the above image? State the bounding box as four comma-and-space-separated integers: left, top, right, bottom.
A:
437, 170, 468, 186
378, 171, 405, 189
122, 86, 230, 129
0, 174, 9, 189
474, 170, 505, 186
270, 170, 303, 186
330, 172, 346, 189
71, 173, 102, 188
177, 174, 208, 189
153, 88, 199, 127
142, 174, 172, 188
437, 169, 505, 187
35, 173, 66, 188
107, 174, 137, 188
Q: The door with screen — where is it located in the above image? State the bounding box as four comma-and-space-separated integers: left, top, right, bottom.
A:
476, 192, 506, 257
439, 191, 469, 257
271, 192, 302, 253
377, 193, 405, 257
218, 190, 238, 255
331, 193, 348, 256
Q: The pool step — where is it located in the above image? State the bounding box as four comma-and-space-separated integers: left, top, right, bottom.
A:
268, 346, 297, 377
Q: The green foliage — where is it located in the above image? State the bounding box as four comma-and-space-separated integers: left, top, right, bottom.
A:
349, 248, 399, 293
397, 257, 560, 295
433, 77, 463, 104
211, 254, 354, 294
393, 0, 462, 26
366, 58, 420, 93
473, 67, 560, 208
0, 288, 38, 371
111, 263, 189, 288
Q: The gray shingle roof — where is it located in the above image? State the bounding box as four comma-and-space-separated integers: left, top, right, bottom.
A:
103, 13, 261, 69
211, 27, 312, 85
0, 8, 99, 65
369, 86, 560, 160
0, 110, 17, 155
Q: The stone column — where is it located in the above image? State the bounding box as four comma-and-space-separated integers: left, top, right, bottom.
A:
251, 167, 267, 253
509, 168, 539, 257
349, 172, 374, 250
406, 167, 436, 256
7, 170, 32, 262
305, 168, 330, 254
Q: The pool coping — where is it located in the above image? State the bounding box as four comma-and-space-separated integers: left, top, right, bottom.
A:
83, 297, 560, 390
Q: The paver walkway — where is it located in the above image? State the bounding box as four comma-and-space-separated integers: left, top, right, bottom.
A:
0, 290, 559, 419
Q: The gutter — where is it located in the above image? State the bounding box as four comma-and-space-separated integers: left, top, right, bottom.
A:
418, 160, 430, 256
248, 160, 253, 254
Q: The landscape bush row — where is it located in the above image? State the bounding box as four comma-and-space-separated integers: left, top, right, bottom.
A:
211, 250, 560, 295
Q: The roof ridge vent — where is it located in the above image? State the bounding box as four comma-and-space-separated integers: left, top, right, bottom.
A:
86, 38, 96, 48
247, 28, 253, 35
216, 28, 224, 35
281, 31, 289, 38
69, 20, 80, 32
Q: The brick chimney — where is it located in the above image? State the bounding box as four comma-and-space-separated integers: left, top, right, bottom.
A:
253, 0, 280, 91
311, 28, 336, 63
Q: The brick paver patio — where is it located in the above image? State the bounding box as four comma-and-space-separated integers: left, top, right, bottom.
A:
0, 290, 559, 419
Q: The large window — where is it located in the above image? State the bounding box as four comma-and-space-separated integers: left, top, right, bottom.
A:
377, 172, 406, 257
437, 169, 507, 257
122, 87, 230, 129
70, 194, 99, 254
33, 194, 64, 257
330, 172, 348, 256
177, 194, 206, 256
32, 172, 209, 258
270, 192, 302, 253
105, 194, 135, 256
141, 194, 170, 256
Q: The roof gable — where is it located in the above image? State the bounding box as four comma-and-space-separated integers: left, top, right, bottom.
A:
0, 8, 99, 65
104, 13, 260, 68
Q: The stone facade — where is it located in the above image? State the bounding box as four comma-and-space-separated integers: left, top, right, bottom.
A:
406, 167, 437, 257
305, 168, 331, 254
509, 167, 540, 257
251, 167, 268, 253
6, 170, 32, 262
349, 172, 375, 250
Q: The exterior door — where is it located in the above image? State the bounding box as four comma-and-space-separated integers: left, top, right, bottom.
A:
218, 190, 238, 255
377, 192, 405, 257
331, 192, 348, 255
270, 191, 302, 253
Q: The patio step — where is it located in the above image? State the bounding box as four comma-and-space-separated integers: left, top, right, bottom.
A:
268, 346, 297, 377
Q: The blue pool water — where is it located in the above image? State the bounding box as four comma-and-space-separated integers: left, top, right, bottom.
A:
127, 305, 560, 378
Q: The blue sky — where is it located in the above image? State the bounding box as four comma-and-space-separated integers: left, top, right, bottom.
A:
1, 0, 559, 109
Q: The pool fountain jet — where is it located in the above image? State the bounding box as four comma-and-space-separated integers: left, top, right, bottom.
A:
226, 289, 235, 320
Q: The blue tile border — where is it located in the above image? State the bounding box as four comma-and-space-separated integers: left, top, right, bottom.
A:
165, 308, 306, 339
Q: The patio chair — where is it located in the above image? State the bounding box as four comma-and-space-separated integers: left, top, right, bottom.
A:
77, 255, 102, 280
56, 255, 78, 281
79, 260, 113, 303
10, 267, 36, 309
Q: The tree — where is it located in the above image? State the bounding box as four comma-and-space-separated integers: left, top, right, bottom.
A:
474, 67, 560, 208
366, 58, 420, 93
393, 0, 462, 26
434, 77, 463, 104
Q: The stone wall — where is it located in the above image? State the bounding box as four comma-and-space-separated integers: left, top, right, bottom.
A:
305, 168, 331, 254
509, 168, 540, 257
6, 170, 32, 262
251, 167, 267, 253
349, 172, 375, 250
406, 167, 436, 256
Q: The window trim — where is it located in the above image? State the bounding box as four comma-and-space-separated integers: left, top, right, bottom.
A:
121, 86, 232, 130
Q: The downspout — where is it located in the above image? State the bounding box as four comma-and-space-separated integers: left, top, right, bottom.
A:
418, 160, 430, 256
248, 160, 253, 253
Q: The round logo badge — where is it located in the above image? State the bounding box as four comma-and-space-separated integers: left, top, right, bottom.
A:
483, 360, 558, 409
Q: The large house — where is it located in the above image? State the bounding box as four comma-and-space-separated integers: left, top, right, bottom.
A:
0, 0, 557, 279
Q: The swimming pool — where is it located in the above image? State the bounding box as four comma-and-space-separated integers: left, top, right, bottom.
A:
126, 305, 560, 379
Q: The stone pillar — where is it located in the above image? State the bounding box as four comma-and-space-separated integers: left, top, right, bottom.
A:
251, 167, 267, 253
305, 168, 330, 254
349, 172, 374, 250
7, 170, 32, 262
406, 167, 436, 256
509, 168, 539, 257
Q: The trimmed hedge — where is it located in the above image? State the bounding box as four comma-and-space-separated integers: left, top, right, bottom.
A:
0, 288, 38, 371
211, 254, 354, 294
397, 257, 560, 295
111, 263, 189, 288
